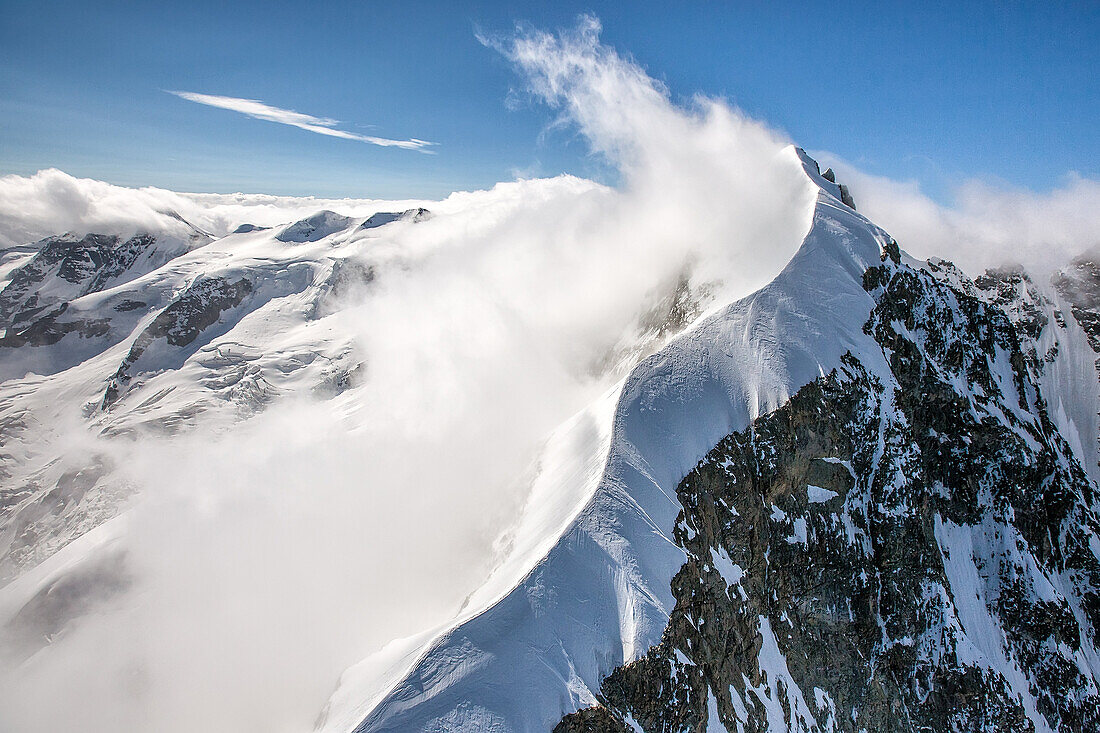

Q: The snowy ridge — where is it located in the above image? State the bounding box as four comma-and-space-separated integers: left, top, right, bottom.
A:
323, 149, 895, 732
555, 201, 1100, 731
277, 211, 354, 243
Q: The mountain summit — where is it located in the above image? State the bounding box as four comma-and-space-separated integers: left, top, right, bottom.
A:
322, 151, 1100, 732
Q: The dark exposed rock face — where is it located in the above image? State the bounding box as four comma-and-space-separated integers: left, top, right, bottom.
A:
0, 233, 166, 329
102, 276, 252, 408
0, 302, 111, 347
140, 276, 252, 349
972, 266, 1052, 342
553, 706, 630, 733
557, 248, 1100, 731
0, 230, 209, 358
113, 299, 147, 312
808, 165, 854, 210
837, 184, 856, 210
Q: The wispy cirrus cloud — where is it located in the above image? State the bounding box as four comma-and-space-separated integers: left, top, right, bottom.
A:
168, 91, 435, 151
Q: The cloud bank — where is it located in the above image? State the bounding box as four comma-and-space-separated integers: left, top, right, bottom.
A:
0, 167, 435, 252
169, 91, 436, 151
818, 154, 1100, 277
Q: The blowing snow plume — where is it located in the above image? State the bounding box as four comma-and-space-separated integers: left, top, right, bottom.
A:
0, 17, 813, 733
484, 15, 813, 295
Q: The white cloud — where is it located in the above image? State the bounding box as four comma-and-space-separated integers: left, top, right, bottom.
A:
168, 91, 435, 151
478, 14, 815, 297
815, 153, 1100, 277
0, 167, 434, 250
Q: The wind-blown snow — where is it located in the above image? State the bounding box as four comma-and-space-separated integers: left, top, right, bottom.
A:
815, 153, 1100, 279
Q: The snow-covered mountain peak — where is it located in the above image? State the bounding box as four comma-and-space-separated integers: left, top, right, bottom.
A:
272, 207, 432, 244
276, 210, 355, 243
318, 154, 895, 732
793, 146, 858, 214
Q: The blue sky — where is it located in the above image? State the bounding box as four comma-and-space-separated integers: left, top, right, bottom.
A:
1, 1, 1096, 199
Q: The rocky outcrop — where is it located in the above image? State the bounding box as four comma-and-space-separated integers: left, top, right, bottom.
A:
557, 247, 1100, 731
836, 185, 855, 210
1, 234, 140, 327
972, 266, 1052, 342
0, 302, 111, 348
1054, 253, 1100, 355
0, 231, 206, 331
102, 276, 252, 408
554, 706, 629, 733
811, 167, 854, 209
